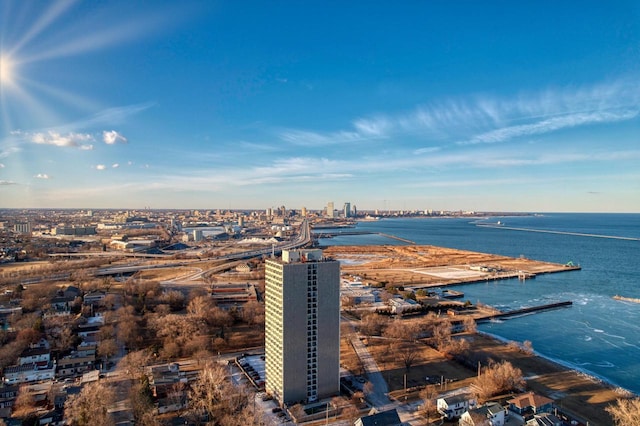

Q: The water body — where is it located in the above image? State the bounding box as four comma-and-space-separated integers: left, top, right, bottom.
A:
317, 213, 640, 394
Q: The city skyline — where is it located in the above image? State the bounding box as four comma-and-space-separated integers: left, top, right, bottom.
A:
1, 1, 639, 212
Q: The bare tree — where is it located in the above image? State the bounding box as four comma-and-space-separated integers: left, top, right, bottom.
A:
462, 315, 477, 333
474, 360, 525, 402
392, 342, 418, 372
98, 338, 118, 362
383, 319, 420, 342
119, 349, 152, 378
431, 318, 452, 351
241, 300, 265, 326
129, 375, 156, 425
187, 361, 248, 423
359, 313, 387, 337
606, 397, 640, 426
419, 385, 437, 425
188, 295, 214, 318
64, 381, 116, 426
12, 385, 37, 420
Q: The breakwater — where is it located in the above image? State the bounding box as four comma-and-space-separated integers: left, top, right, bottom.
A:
476, 301, 573, 323
314, 230, 415, 244
477, 224, 640, 241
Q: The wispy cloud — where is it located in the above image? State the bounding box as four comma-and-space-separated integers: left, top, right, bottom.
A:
458, 110, 638, 145
112, 163, 119, 168
0, 180, 17, 185
0, 163, 4, 168
278, 79, 640, 147
103, 130, 127, 145
95, 164, 106, 170
34, 173, 51, 179
278, 129, 365, 146
55, 102, 155, 132
0, 146, 20, 159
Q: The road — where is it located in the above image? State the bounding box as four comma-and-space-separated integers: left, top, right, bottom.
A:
23, 220, 312, 285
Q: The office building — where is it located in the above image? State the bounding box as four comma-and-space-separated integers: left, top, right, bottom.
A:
344, 202, 351, 218
326, 201, 334, 218
265, 249, 340, 404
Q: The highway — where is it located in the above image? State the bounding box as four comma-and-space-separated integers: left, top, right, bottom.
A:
24, 220, 312, 284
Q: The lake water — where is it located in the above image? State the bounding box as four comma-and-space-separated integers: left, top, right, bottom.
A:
317, 213, 640, 394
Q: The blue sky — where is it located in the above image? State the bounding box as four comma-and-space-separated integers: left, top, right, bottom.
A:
0, 1, 639, 212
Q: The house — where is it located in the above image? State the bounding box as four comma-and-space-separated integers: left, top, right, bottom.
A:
507, 392, 554, 417
157, 395, 187, 414
526, 413, 563, 426
83, 291, 106, 305
18, 347, 50, 366
354, 408, 402, 426
75, 343, 97, 358
148, 363, 187, 399
459, 402, 505, 426
2, 362, 56, 385
49, 295, 74, 314
437, 393, 476, 420
63, 285, 81, 299
0, 384, 18, 409
56, 355, 95, 378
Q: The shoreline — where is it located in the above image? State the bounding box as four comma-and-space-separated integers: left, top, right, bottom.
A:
478, 331, 634, 397
470, 331, 632, 426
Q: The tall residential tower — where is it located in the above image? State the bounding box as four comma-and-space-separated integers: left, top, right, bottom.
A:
265, 249, 340, 404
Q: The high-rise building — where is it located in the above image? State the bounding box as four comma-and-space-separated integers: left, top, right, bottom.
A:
326, 201, 334, 218
343, 202, 351, 218
13, 223, 32, 235
265, 249, 340, 405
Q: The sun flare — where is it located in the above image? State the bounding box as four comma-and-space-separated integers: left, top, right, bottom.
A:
0, 54, 14, 86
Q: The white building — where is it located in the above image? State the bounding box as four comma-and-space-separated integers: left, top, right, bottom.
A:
3, 363, 56, 385
326, 202, 335, 218
437, 393, 476, 420
265, 249, 340, 404
387, 297, 419, 314
459, 402, 505, 426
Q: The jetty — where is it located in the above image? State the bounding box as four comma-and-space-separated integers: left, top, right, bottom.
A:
476, 301, 573, 323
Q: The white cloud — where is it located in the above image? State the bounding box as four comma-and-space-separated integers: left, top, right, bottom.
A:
79, 144, 94, 150
95, 164, 106, 170
34, 173, 51, 179
103, 130, 128, 145
13, 130, 95, 148
0, 180, 17, 185
112, 163, 119, 168
0, 163, 4, 168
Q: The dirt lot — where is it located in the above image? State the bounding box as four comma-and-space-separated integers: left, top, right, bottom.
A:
324, 245, 577, 287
